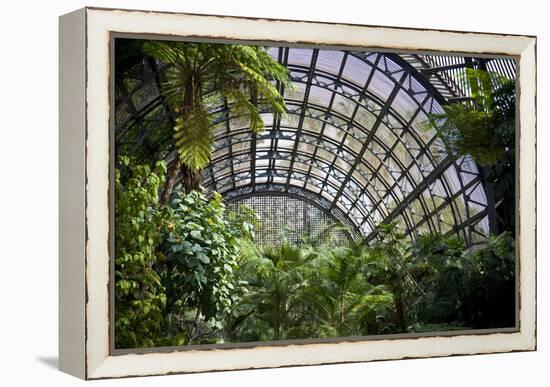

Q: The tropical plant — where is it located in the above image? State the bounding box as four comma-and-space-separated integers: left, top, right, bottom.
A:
142, 41, 293, 201
114, 165, 517, 347
114, 157, 168, 348
228, 240, 399, 341
462, 232, 516, 328
428, 68, 515, 166
228, 243, 317, 341
427, 68, 516, 232
156, 189, 256, 345
305, 243, 394, 336
407, 230, 516, 331
409, 233, 469, 325
364, 223, 425, 332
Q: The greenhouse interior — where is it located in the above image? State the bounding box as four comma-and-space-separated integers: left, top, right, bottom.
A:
114, 39, 517, 349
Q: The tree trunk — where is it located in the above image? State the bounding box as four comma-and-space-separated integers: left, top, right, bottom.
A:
159, 156, 204, 205
180, 163, 203, 193
186, 304, 203, 346
160, 156, 181, 205
481, 166, 499, 235
159, 74, 206, 204
394, 296, 407, 333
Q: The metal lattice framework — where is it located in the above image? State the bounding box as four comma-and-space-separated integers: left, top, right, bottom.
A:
226, 194, 352, 245
115, 44, 516, 245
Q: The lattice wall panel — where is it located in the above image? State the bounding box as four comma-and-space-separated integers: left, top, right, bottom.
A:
227, 195, 350, 246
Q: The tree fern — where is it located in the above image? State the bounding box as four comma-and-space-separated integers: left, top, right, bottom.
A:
172, 107, 213, 171
142, 41, 293, 188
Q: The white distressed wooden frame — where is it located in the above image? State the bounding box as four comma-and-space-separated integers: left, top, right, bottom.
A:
59, 7, 537, 380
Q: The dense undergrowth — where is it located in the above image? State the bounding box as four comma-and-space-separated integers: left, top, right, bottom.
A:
114, 158, 515, 349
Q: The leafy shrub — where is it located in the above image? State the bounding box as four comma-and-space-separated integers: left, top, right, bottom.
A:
409, 233, 469, 325
157, 189, 256, 345
229, 241, 395, 341
226, 223, 514, 341
114, 157, 168, 348
408, 230, 516, 330
462, 232, 516, 328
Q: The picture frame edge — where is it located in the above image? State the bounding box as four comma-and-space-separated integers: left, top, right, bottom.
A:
58, 7, 537, 379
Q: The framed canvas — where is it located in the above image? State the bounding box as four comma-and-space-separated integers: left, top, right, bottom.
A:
59, 7, 537, 380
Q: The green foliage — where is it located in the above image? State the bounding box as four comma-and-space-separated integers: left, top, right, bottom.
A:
172, 109, 213, 171
360, 224, 515, 333
432, 103, 503, 165
409, 233, 468, 324
426, 68, 516, 233
157, 189, 256, 345
114, 160, 516, 346
114, 159, 258, 347
228, 239, 396, 341
114, 157, 168, 348
462, 232, 516, 328
364, 223, 421, 332
307, 244, 394, 336
228, 243, 317, 341
142, 41, 293, 173
408, 230, 515, 330
486, 79, 516, 233
427, 68, 515, 167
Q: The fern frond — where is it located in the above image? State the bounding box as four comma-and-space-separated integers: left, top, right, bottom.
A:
424, 68, 515, 166
431, 103, 503, 166
222, 88, 265, 134
143, 41, 185, 68
173, 107, 213, 171
457, 68, 511, 111
236, 62, 286, 113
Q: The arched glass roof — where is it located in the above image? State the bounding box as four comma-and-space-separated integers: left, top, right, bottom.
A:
115, 44, 516, 245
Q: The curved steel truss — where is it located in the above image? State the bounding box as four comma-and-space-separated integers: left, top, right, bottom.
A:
115, 43, 516, 245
